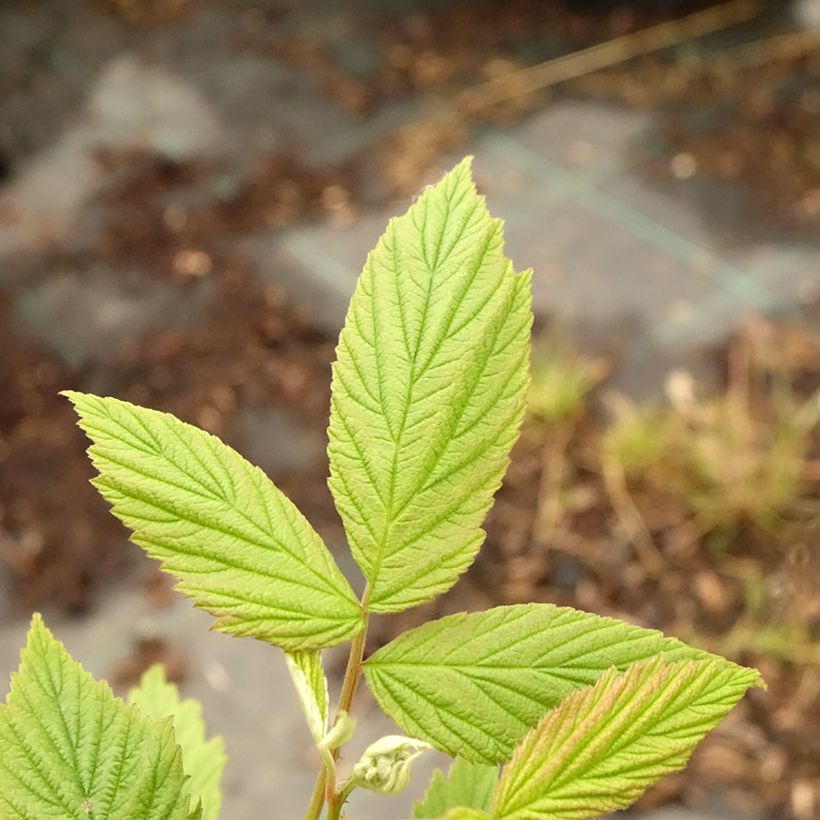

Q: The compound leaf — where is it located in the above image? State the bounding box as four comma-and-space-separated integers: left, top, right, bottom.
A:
0, 614, 190, 819
129, 665, 226, 820
364, 603, 763, 763
65, 391, 364, 650
414, 757, 497, 818
328, 157, 532, 612
493, 658, 762, 819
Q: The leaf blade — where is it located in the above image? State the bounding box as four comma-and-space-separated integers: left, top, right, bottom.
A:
129, 665, 226, 820
493, 658, 762, 819
65, 391, 364, 650
283, 651, 329, 744
364, 603, 763, 763
414, 757, 498, 818
328, 158, 532, 612
0, 615, 190, 819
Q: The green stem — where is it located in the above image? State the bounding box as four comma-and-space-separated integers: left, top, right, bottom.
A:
326, 781, 355, 820
304, 769, 327, 820
335, 616, 369, 718
303, 586, 371, 820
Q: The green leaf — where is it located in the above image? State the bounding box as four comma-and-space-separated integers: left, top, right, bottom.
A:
493, 658, 762, 819
328, 157, 532, 612
414, 757, 498, 818
64, 391, 364, 650
187, 802, 205, 820
129, 665, 226, 820
0, 614, 190, 819
364, 603, 763, 763
442, 810, 491, 820
283, 651, 329, 743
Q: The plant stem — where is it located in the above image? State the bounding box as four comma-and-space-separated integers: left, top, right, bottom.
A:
326, 782, 355, 820
304, 770, 327, 820
326, 799, 344, 820
336, 616, 369, 718
303, 586, 371, 820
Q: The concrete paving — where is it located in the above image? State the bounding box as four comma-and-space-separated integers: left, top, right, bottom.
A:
273, 101, 820, 393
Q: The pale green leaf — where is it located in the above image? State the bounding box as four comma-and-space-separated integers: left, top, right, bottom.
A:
0, 614, 190, 819
364, 603, 763, 763
129, 664, 226, 820
64, 391, 364, 650
284, 651, 329, 743
328, 157, 532, 612
442, 810, 491, 820
186, 802, 204, 820
493, 658, 762, 819
414, 757, 498, 818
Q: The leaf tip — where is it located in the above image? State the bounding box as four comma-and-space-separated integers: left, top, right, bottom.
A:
28, 610, 45, 630
60, 389, 87, 411
26, 611, 52, 650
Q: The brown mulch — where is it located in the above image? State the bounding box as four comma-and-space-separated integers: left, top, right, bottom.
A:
0, 147, 353, 614
277, 0, 820, 237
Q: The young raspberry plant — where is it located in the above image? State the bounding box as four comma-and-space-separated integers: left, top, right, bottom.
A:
0, 159, 763, 820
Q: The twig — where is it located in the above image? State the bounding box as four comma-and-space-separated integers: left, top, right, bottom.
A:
721, 27, 820, 70
532, 424, 574, 550
456, 0, 762, 113
601, 457, 669, 583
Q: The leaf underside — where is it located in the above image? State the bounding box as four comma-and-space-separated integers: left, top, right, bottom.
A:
129, 665, 226, 820
414, 757, 498, 818
0, 615, 190, 819
283, 650, 329, 743
364, 603, 763, 763
328, 157, 533, 612
65, 391, 364, 651
493, 658, 762, 819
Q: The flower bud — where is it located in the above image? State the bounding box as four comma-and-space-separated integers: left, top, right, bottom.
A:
350, 735, 432, 795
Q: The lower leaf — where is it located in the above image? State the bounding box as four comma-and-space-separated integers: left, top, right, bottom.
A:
414, 758, 498, 818
129, 665, 226, 820
0, 615, 191, 819
492, 657, 763, 819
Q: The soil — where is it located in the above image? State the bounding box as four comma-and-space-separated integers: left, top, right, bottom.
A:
0, 145, 354, 614
304, 0, 820, 237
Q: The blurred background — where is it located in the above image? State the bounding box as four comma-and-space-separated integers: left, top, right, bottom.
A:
1, 1, 819, 818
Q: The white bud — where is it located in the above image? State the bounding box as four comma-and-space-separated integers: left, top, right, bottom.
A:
350, 735, 432, 795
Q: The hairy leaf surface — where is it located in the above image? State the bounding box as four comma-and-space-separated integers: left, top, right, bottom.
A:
328, 158, 532, 611
65, 391, 364, 650
414, 757, 497, 818
0, 615, 190, 819
493, 658, 762, 819
365, 603, 761, 763
129, 665, 226, 820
